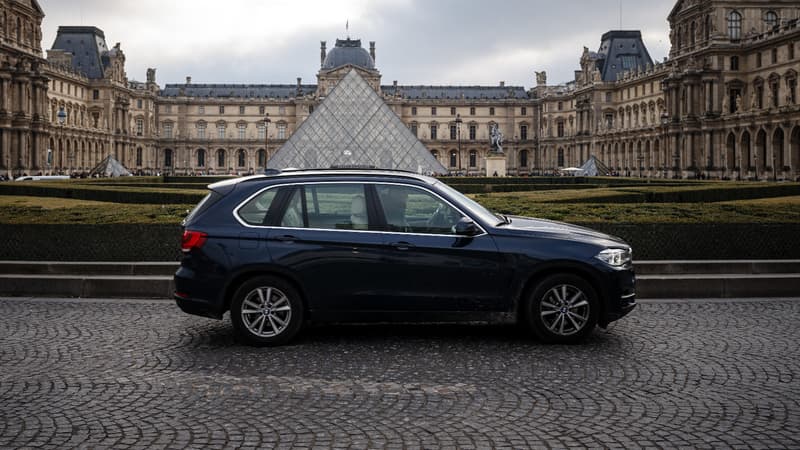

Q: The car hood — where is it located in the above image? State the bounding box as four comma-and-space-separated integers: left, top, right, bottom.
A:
495, 216, 629, 247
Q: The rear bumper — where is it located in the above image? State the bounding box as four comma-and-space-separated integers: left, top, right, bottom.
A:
174, 294, 225, 320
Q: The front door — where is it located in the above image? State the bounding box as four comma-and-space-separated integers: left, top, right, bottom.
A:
371, 183, 510, 312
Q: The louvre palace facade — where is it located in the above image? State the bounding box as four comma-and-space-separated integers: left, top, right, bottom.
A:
1, 0, 799, 180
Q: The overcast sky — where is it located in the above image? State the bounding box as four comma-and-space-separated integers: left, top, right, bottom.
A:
38, 0, 676, 88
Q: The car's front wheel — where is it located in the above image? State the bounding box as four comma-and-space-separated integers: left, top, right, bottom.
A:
526, 274, 599, 344
230, 276, 304, 346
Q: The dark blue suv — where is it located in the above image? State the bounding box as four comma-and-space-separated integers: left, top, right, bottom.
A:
175, 170, 636, 345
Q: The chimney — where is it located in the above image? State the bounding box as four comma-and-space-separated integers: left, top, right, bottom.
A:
369, 41, 376, 62
499, 81, 505, 87
297, 77, 302, 95
320, 41, 327, 67
186, 76, 191, 85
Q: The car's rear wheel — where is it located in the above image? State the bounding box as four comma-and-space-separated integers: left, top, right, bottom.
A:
526, 274, 598, 344
230, 276, 304, 346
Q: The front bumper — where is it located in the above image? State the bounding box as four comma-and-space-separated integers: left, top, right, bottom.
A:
599, 267, 637, 326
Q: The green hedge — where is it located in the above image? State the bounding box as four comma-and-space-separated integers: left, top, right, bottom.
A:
0, 183, 205, 205
1, 223, 797, 261
448, 184, 600, 194
543, 184, 800, 204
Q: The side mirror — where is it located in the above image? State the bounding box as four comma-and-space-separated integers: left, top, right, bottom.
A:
454, 217, 480, 236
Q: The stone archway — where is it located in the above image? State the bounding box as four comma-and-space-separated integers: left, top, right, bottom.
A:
792, 126, 800, 180
726, 132, 736, 176
756, 129, 767, 174
773, 127, 785, 179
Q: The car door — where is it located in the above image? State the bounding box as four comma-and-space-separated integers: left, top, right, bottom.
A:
371, 183, 510, 312
265, 183, 387, 316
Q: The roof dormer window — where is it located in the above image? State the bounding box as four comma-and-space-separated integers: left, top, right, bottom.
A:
729, 11, 742, 40
765, 11, 779, 30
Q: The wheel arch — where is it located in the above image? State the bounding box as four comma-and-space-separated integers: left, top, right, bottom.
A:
515, 261, 608, 324
222, 265, 309, 315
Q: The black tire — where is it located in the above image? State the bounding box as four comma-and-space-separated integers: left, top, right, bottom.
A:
526, 274, 599, 344
230, 276, 304, 346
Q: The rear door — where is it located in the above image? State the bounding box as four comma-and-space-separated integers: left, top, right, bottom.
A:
265, 183, 387, 314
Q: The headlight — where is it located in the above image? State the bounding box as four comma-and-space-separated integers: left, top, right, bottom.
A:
595, 248, 632, 267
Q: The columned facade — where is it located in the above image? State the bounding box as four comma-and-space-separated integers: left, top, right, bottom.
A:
1, 0, 799, 180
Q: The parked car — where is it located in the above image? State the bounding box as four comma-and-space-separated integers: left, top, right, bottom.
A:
175, 169, 636, 345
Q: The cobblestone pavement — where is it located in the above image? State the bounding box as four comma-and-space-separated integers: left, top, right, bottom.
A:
1, 297, 799, 449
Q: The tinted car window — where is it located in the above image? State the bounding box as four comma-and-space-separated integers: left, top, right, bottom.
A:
238, 189, 278, 225
281, 188, 305, 228
377, 184, 463, 235
305, 183, 368, 230
277, 183, 368, 230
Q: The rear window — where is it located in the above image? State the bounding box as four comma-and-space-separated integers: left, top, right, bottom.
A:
238, 189, 279, 226
184, 191, 224, 225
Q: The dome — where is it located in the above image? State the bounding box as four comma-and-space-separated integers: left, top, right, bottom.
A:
322, 38, 375, 70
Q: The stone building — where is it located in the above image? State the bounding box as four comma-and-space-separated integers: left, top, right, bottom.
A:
1, 0, 799, 180
0, 0, 49, 177
535, 0, 800, 180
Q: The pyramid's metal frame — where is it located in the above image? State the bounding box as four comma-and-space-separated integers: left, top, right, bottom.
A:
268, 70, 447, 174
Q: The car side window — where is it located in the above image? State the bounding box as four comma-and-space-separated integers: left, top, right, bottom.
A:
304, 184, 369, 230
237, 189, 278, 225
377, 185, 464, 235
280, 188, 305, 228
277, 184, 369, 230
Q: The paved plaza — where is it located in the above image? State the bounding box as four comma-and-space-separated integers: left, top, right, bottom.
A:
1, 297, 798, 449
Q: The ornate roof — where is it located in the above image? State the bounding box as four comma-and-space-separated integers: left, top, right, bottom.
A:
321, 38, 376, 71
160, 84, 317, 99
595, 31, 654, 82
50, 26, 110, 79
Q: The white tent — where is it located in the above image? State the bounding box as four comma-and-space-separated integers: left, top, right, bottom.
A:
560, 167, 585, 176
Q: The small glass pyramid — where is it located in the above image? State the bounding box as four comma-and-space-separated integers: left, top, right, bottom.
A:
268, 70, 447, 174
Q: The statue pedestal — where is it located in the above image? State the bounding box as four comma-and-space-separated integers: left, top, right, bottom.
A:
485, 154, 507, 177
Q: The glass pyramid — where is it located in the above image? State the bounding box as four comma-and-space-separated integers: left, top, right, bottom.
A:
268, 70, 447, 174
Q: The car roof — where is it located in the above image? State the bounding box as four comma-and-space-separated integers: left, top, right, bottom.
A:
208, 169, 437, 190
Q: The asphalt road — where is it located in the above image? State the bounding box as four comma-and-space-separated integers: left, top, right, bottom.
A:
1, 297, 798, 449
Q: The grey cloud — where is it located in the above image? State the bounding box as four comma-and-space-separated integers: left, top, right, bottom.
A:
39, 0, 675, 88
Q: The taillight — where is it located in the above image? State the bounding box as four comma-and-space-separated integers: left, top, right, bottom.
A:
181, 230, 208, 253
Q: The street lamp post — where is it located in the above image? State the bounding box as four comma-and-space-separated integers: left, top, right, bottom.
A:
455, 114, 462, 175
57, 107, 67, 175
660, 112, 669, 179
264, 113, 271, 171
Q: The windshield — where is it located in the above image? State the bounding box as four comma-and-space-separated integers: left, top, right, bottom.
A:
433, 181, 506, 226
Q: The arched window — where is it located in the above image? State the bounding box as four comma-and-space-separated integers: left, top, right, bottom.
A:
197, 149, 206, 167
765, 11, 779, 30
164, 149, 173, 167
690, 21, 696, 46
431, 150, 440, 161
705, 15, 711, 41
469, 150, 477, 168
557, 148, 565, 167
729, 11, 742, 40
238, 149, 246, 167
449, 151, 457, 168
136, 147, 143, 167
520, 150, 528, 167
217, 149, 226, 168
257, 149, 266, 167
